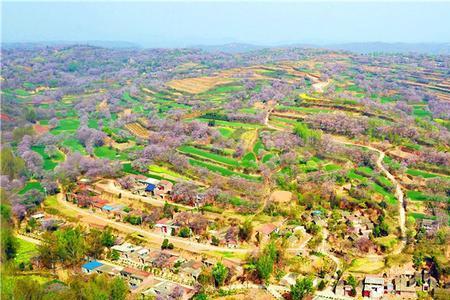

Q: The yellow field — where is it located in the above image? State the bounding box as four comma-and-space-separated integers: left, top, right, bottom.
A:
125, 122, 150, 139
167, 76, 234, 94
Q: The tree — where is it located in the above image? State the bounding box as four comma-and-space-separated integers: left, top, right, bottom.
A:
101, 227, 115, 247
110, 277, 128, 300
256, 253, 274, 283
0, 147, 25, 179
178, 226, 191, 238
291, 277, 314, 300
212, 262, 229, 287
238, 219, 253, 242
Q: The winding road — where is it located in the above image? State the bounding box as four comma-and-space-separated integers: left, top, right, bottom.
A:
265, 108, 407, 260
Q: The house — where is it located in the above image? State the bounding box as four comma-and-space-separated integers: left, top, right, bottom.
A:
111, 243, 142, 258
154, 180, 173, 198
421, 219, 439, 235
393, 275, 416, 297
179, 260, 202, 279
335, 279, 354, 297
145, 183, 156, 193
143, 281, 194, 300
92, 199, 109, 209
95, 263, 122, 276
82, 260, 103, 274
280, 273, 300, 287
30, 213, 45, 221
362, 276, 384, 298
256, 223, 279, 241
155, 218, 179, 236
120, 267, 151, 288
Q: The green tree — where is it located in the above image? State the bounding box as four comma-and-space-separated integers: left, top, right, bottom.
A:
1, 225, 18, 261
256, 253, 274, 283
238, 219, 253, 242
291, 277, 314, 300
212, 262, 229, 287
178, 226, 191, 238
101, 227, 115, 247
110, 276, 128, 300
0, 148, 25, 179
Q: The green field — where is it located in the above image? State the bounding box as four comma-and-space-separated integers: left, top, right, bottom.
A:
179, 145, 240, 167
31, 145, 64, 170
94, 146, 128, 160
19, 182, 45, 194
50, 118, 80, 134
188, 158, 260, 181
407, 190, 447, 202
62, 138, 86, 154
406, 169, 444, 179
15, 238, 38, 265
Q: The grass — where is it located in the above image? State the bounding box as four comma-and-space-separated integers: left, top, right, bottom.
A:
348, 257, 385, 274
253, 140, 265, 154
407, 191, 447, 202
62, 138, 86, 154
324, 164, 341, 172
15, 238, 38, 265
188, 158, 260, 181
408, 212, 437, 221
412, 107, 432, 118
262, 153, 275, 163
218, 127, 234, 138
148, 165, 189, 180
94, 146, 128, 160
179, 145, 240, 167
122, 163, 176, 183
19, 182, 44, 194
406, 169, 444, 179
31, 145, 64, 170
197, 118, 262, 129
50, 118, 80, 135
43, 195, 79, 219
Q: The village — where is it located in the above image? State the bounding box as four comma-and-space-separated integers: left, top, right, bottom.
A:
17, 172, 444, 300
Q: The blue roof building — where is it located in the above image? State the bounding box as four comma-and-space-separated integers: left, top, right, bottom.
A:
82, 260, 103, 273
145, 183, 156, 192
102, 205, 115, 211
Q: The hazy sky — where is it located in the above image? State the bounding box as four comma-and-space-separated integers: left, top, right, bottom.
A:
2, 1, 450, 47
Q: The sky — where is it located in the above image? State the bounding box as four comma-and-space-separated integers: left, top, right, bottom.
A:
2, 1, 450, 47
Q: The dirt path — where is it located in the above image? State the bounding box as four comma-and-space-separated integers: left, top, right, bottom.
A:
333, 140, 406, 251
263, 109, 407, 265
56, 193, 309, 260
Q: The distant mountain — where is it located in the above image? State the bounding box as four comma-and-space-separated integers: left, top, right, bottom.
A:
192, 43, 266, 53
321, 42, 450, 55
2, 40, 140, 49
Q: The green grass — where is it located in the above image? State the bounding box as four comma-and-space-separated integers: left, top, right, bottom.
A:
31, 145, 64, 170
188, 158, 260, 181
19, 182, 44, 194
347, 169, 367, 181
356, 166, 374, 177
371, 183, 396, 204
412, 107, 432, 118
122, 163, 176, 183
148, 165, 189, 180
262, 153, 275, 163
179, 145, 240, 167
407, 191, 447, 202
348, 258, 385, 274
88, 118, 99, 129
50, 118, 80, 134
253, 140, 265, 154
218, 127, 234, 138
15, 238, 38, 265
406, 169, 443, 179
94, 146, 128, 160
62, 138, 86, 154
408, 212, 437, 221
324, 164, 341, 172
197, 118, 262, 129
